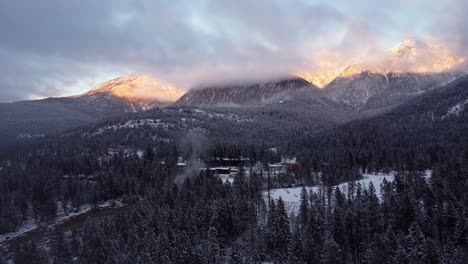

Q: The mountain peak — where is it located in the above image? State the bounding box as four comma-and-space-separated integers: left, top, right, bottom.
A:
388, 39, 419, 57
384, 38, 464, 73
82, 74, 184, 103
298, 38, 465, 88
295, 71, 341, 88
176, 77, 316, 106
340, 39, 464, 76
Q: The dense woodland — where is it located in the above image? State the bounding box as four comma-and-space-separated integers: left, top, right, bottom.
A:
9, 159, 468, 264
1, 77, 468, 263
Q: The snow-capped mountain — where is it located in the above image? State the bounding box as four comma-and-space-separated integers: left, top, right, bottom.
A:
298, 38, 465, 89
318, 39, 466, 109
175, 77, 316, 106
385, 39, 464, 72
295, 71, 342, 89
0, 74, 184, 145
75, 74, 184, 112
2, 39, 466, 146
324, 70, 462, 110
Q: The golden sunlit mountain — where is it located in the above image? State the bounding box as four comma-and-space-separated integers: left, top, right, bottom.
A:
80, 74, 184, 103
384, 39, 465, 72
293, 71, 342, 89
297, 38, 465, 88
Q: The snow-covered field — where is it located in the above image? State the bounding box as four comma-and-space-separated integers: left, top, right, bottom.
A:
264, 170, 432, 215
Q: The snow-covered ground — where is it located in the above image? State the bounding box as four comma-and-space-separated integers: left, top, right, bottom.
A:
192, 108, 251, 123
0, 199, 124, 245
16, 133, 45, 139
264, 170, 432, 215
0, 219, 38, 244
442, 98, 468, 119
219, 174, 235, 184
107, 148, 144, 158
85, 119, 176, 137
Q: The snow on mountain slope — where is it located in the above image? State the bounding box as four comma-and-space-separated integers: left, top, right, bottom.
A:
442, 98, 468, 119
324, 71, 462, 109
175, 77, 316, 106
298, 38, 465, 89
0, 74, 185, 145
82, 74, 183, 103
385, 39, 464, 73
295, 71, 342, 88
296, 39, 465, 109
320, 39, 465, 109
76, 74, 184, 112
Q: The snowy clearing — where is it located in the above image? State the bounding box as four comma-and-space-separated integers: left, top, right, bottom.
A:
264, 170, 432, 215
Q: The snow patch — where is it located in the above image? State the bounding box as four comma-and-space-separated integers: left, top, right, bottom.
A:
442, 98, 468, 119
86, 119, 174, 136
17, 133, 45, 139
0, 199, 124, 245
264, 170, 432, 215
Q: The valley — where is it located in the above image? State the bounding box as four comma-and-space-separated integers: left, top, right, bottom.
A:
1, 37, 468, 264
3, 1, 468, 262
1, 72, 468, 262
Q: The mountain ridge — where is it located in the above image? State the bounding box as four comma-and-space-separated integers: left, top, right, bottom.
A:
323, 71, 463, 109
74, 74, 184, 111
175, 77, 317, 107
298, 38, 465, 88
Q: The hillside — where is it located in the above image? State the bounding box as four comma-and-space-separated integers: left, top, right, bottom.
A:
175, 77, 315, 106
0, 75, 183, 146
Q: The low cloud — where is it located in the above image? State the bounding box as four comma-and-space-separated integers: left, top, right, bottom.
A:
0, 0, 467, 102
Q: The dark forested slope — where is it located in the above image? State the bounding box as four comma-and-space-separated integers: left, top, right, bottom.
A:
299, 75, 468, 184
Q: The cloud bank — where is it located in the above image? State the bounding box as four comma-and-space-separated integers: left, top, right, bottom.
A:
0, 0, 467, 102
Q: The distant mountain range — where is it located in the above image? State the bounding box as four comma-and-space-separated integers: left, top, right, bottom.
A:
1, 39, 467, 145
324, 70, 462, 111
0, 75, 184, 144
176, 39, 464, 110
1, 70, 464, 144
175, 77, 316, 107
74, 74, 184, 112
16, 74, 468, 166
298, 38, 465, 88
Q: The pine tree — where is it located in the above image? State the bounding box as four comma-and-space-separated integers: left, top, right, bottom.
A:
321, 234, 344, 264
288, 228, 304, 264
365, 181, 382, 241
453, 209, 468, 246
303, 203, 325, 264
423, 238, 439, 264
269, 197, 291, 260
51, 231, 72, 264
14, 241, 48, 264
393, 243, 409, 264
144, 146, 155, 162
265, 199, 277, 252
299, 187, 309, 227
155, 232, 172, 263
405, 222, 427, 264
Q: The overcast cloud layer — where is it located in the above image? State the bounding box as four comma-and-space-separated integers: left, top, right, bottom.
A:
0, 0, 466, 102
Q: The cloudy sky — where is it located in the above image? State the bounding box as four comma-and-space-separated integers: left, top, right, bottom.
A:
0, 0, 466, 102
